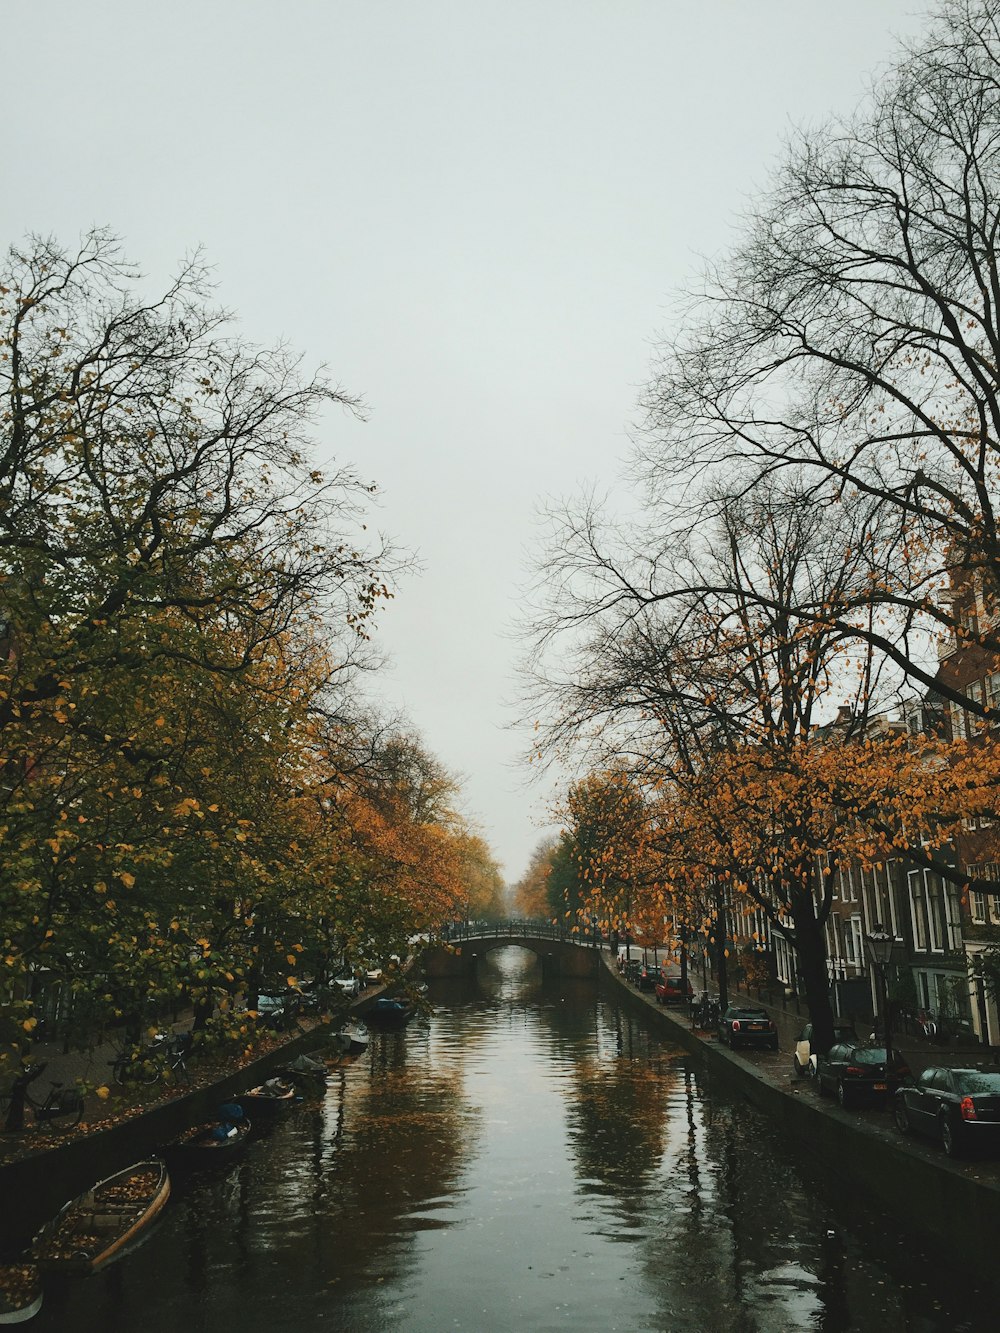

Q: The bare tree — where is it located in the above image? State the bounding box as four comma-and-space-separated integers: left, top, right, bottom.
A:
523, 484, 880, 1047
640, 0, 1000, 721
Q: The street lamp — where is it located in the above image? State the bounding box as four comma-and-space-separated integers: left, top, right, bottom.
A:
591, 915, 599, 949
866, 925, 895, 1063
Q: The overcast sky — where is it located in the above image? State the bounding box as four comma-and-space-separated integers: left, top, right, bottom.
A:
3, 1, 934, 882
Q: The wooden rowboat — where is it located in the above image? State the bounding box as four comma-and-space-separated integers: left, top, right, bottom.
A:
164, 1106, 251, 1168
339, 1024, 369, 1053
280, 1054, 328, 1087
0, 1265, 42, 1324
32, 1159, 170, 1273
238, 1078, 299, 1114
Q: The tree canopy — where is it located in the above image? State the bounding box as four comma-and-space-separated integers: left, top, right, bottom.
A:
522, 1, 1000, 1047
0, 232, 498, 1065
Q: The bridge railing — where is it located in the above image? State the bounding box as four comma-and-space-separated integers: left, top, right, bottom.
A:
443, 919, 600, 945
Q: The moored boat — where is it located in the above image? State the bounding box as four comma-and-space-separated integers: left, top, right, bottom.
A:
365, 996, 415, 1025
31, 1159, 170, 1273
339, 1024, 369, 1053
280, 1053, 328, 1087
238, 1077, 298, 1114
164, 1104, 251, 1168
0, 1264, 42, 1324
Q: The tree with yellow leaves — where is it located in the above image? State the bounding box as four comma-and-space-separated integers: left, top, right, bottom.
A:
0, 231, 473, 1067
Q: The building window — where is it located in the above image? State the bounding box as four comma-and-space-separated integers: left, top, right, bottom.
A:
859, 866, 874, 933
843, 916, 863, 968
909, 870, 928, 951
885, 865, 901, 939
951, 702, 968, 741
927, 876, 945, 952
945, 888, 962, 952
972, 890, 987, 924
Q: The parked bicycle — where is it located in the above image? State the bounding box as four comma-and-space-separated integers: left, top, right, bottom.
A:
692, 995, 721, 1031
110, 1031, 191, 1087
0, 1061, 84, 1132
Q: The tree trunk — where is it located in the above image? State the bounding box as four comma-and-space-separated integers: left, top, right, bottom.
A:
191, 996, 214, 1034
715, 897, 729, 1010
792, 900, 836, 1053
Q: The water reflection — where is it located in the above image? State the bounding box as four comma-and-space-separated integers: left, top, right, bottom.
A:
28, 946, 988, 1332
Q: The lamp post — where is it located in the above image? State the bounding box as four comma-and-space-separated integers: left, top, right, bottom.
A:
591, 915, 598, 949
866, 925, 895, 1064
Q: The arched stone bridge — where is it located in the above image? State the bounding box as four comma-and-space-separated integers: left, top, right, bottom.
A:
421, 920, 602, 980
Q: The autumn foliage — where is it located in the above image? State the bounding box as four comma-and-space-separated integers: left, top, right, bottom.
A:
0, 233, 497, 1067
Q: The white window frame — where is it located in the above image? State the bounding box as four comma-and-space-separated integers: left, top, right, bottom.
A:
909, 869, 928, 951
927, 875, 945, 953
951, 701, 968, 741
945, 887, 962, 952
844, 915, 864, 969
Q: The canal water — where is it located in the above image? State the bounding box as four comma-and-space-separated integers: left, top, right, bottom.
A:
33, 947, 989, 1331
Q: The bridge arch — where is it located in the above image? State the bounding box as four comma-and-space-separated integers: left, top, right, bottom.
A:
421, 922, 600, 980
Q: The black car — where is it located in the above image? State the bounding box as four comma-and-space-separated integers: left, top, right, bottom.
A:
717, 1005, 778, 1051
635, 963, 662, 992
894, 1066, 1000, 1157
816, 1043, 909, 1108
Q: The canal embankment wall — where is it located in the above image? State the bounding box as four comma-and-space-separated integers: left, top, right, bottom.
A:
599, 951, 1000, 1284
6, 945, 997, 1282
0, 1019, 337, 1255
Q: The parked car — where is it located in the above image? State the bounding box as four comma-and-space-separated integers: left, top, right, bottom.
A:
635, 963, 663, 992
792, 1020, 857, 1078
655, 972, 694, 1005
893, 1066, 1000, 1157
717, 1005, 779, 1051
298, 980, 334, 1012
255, 987, 304, 1027
816, 1043, 910, 1108
333, 974, 361, 998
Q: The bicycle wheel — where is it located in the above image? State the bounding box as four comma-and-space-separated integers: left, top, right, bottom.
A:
138, 1056, 162, 1086
163, 1055, 189, 1087
36, 1091, 84, 1131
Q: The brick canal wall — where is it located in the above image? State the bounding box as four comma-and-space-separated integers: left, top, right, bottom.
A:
600, 952, 1000, 1284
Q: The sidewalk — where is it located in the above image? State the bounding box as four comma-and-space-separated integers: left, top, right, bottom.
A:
27, 1013, 194, 1105
2, 1005, 339, 1152
713, 980, 990, 1079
